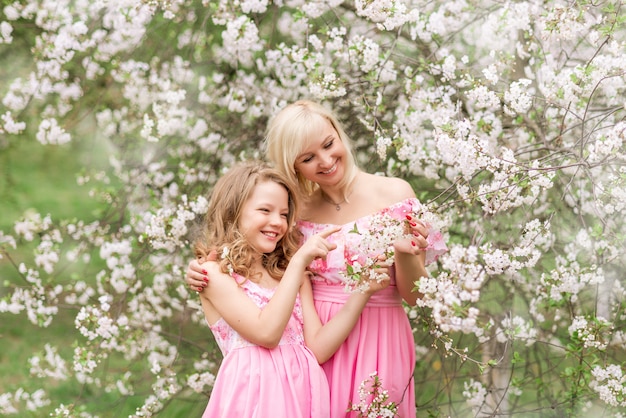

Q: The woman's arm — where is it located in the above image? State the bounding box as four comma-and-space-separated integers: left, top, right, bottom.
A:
379, 177, 430, 305
393, 242, 428, 306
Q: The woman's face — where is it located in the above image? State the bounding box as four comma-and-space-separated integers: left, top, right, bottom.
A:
293, 115, 348, 187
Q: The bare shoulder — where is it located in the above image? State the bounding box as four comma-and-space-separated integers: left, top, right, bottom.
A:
199, 260, 232, 285
199, 259, 220, 273
197, 260, 236, 324
359, 173, 415, 204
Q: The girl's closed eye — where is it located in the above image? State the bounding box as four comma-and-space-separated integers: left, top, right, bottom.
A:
323, 139, 334, 149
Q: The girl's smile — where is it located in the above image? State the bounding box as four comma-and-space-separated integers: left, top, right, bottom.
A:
238, 180, 289, 255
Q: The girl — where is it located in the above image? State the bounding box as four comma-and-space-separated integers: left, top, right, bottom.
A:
195, 161, 388, 418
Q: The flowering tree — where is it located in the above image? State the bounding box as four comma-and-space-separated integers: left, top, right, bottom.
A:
1, 0, 625, 416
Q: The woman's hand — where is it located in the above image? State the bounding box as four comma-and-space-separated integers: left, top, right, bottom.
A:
186, 252, 217, 292
394, 215, 430, 256
391, 215, 430, 305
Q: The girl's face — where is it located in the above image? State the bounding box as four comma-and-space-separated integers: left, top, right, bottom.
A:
293, 115, 348, 187
238, 180, 290, 254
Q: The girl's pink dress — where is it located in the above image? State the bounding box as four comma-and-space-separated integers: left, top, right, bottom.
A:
203, 275, 330, 418
298, 198, 447, 418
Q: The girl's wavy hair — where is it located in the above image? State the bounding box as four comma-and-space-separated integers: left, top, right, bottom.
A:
194, 161, 302, 281
264, 100, 358, 202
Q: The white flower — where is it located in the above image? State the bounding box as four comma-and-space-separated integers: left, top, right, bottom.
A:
36, 118, 71, 145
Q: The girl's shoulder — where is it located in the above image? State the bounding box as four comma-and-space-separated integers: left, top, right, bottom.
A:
199, 259, 220, 272
199, 260, 233, 284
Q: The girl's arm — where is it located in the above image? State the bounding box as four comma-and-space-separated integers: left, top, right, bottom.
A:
300, 275, 389, 364
199, 259, 304, 349
200, 226, 341, 349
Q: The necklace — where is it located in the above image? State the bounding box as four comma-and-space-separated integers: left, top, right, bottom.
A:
321, 188, 354, 211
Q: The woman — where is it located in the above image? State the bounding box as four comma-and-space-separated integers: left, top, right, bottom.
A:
187, 100, 447, 417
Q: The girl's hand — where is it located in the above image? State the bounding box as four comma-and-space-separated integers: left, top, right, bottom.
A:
295, 225, 341, 265
361, 254, 391, 294
361, 275, 391, 295
394, 216, 429, 255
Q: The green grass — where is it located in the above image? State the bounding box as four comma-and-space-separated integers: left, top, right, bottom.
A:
0, 134, 108, 298
0, 137, 107, 231
0, 133, 217, 416
0, 136, 102, 389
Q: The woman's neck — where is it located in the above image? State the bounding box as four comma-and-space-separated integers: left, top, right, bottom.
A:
318, 171, 361, 210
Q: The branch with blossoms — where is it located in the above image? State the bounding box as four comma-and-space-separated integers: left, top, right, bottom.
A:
341, 204, 447, 293
340, 213, 412, 293
348, 372, 399, 418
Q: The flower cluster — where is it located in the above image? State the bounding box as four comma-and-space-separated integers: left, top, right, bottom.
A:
590, 364, 626, 408
221, 246, 235, 276
494, 315, 537, 346
568, 316, 613, 351
0, 389, 49, 415
462, 379, 487, 411
341, 212, 413, 293
186, 358, 216, 393
348, 372, 398, 418
415, 244, 486, 338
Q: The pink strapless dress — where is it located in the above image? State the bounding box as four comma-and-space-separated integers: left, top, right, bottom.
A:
203, 276, 330, 418
297, 198, 447, 418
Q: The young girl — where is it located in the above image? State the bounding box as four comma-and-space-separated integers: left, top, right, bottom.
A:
195, 161, 388, 418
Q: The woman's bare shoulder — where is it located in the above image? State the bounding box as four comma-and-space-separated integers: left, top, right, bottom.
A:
361, 173, 415, 201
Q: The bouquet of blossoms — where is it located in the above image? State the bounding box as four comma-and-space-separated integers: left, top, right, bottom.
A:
341, 212, 415, 293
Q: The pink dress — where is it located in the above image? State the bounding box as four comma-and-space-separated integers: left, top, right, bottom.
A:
203, 275, 330, 418
297, 198, 447, 418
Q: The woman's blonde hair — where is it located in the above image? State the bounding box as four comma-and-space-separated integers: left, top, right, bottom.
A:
264, 100, 358, 201
194, 161, 301, 281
